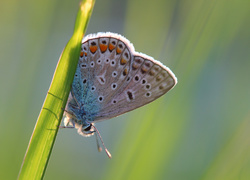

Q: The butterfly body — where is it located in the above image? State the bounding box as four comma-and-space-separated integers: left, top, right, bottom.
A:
63, 32, 177, 141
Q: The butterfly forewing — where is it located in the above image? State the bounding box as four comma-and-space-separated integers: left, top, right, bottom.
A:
72, 33, 135, 118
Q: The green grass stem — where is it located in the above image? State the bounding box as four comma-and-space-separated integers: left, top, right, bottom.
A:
18, 0, 95, 179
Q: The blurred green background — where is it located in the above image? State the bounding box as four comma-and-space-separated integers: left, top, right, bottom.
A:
1, 0, 250, 179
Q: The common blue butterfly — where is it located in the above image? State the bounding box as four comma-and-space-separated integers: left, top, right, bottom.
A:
62, 32, 177, 158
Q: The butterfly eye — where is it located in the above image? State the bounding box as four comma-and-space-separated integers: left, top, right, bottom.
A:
83, 125, 92, 131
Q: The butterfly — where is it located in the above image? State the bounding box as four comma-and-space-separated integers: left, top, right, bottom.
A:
62, 32, 177, 158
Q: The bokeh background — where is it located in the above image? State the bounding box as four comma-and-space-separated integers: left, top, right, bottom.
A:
1, 0, 250, 179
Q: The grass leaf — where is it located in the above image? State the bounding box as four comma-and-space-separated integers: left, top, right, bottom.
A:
18, 0, 95, 179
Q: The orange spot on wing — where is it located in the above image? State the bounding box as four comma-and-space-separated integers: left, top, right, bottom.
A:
149, 70, 156, 76
84, 52, 87, 56
116, 47, 122, 54
141, 67, 148, 73
123, 68, 128, 76
120, 58, 127, 65
89, 46, 97, 53
132, 63, 139, 70
109, 43, 115, 51
156, 76, 162, 81
99, 44, 107, 52
80, 51, 84, 57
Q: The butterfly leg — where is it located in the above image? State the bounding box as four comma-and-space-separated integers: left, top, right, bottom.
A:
60, 114, 77, 129
61, 107, 75, 115
59, 126, 74, 129
59, 120, 75, 129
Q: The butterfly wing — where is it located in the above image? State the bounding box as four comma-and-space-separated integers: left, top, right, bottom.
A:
71, 33, 135, 120
71, 32, 177, 122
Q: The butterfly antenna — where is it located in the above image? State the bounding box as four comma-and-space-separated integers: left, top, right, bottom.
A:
95, 132, 102, 152
92, 125, 112, 158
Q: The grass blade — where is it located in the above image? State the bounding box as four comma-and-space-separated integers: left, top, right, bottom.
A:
18, 0, 95, 179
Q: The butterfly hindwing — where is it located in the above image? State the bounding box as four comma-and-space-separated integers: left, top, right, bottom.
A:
94, 52, 176, 121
